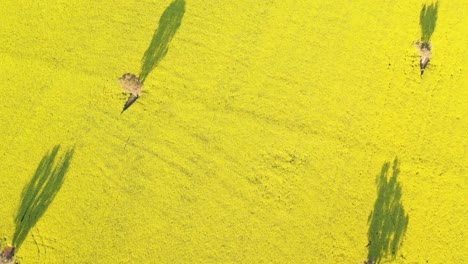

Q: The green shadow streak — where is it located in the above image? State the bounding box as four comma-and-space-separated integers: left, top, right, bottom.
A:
12, 145, 75, 252
420, 2, 439, 42
367, 158, 409, 264
139, 0, 186, 84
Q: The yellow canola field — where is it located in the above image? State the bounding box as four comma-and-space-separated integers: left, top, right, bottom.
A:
0, 0, 466, 263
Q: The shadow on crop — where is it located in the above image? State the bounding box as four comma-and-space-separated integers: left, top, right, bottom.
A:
366, 158, 409, 264
12, 145, 75, 251
139, 0, 185, 83
420, 2, 439, 42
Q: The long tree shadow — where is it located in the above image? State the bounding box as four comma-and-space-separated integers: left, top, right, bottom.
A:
119, 0, 185, 113
415, 2, 438, 75
366, 158, 409, 264
11, 145, 75, 253
139, 0, 186, 84
420, 2, 439, 42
